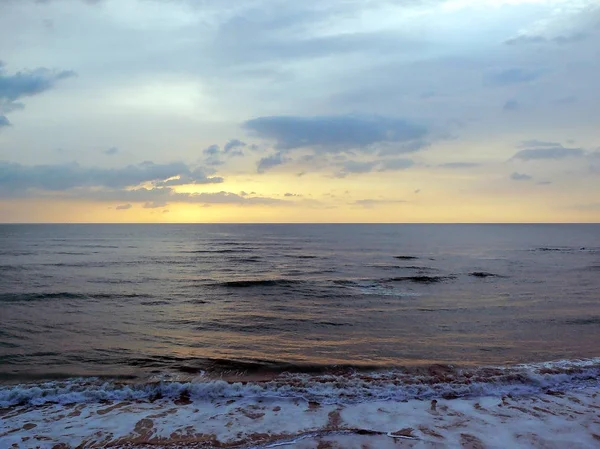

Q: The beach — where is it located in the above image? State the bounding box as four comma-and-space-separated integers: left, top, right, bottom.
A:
2, 378, 599, 448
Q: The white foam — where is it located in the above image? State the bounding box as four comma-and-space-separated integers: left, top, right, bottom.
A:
2, 386, 599, 448
1, 358, 600, 409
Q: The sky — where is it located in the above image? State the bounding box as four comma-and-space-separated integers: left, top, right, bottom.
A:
0, 0, 599, 223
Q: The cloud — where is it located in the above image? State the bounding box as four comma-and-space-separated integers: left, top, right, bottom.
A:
511, 146, 585, 160
438, 162, 479, 169
519, 140, 562, 148
244, 115, 429, 153
115, 203, 132, 210
378, 158, 414, 171
339, 160, 377, 175
0, 160, 223, 193
378, 139, 430, 156
0, 64, 75, 124
335, 157, 414, 177
203, 144, 220, 156
510, 172, 532, 181
257, 152, 290, 173
105, 189, 285, 206
284, 192, 302, 197
486, 68, 543, 86
0, 115, 9, 129
103, 147, 118, 155
223, 139, 246, 153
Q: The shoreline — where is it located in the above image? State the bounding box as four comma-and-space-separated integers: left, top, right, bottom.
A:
2, 385, 599, 448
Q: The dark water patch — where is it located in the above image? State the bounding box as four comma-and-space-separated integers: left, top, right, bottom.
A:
213, 279, 305, 288
385, 275, 452, 284
0, 292, 152, 303
51, 251, 94, 256
317, 321, 351, 327
563, 317, 600, 325
394, 256, 419, 260
288, 255, 319, 259
139, 300, 171, 306
469, 272, 505, 278
0, 250, 36, 256
230, 257, 262, 263
532, 247, 579, 253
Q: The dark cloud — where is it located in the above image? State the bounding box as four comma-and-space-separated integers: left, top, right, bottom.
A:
340, 160, 377, 175
0, 64, 75, 126
0, 67, 75, 102
257, 152, 289, 173
103, 147, 118, 155
511, 146, 585, 160
335, 157, 414, 177
115, 203, 132, 210
244, 115, 429, 153
0, 160, 223, 193
486, 68, 543, 86
203, 144, 220, 156
0, 115, 9, 129
510, 172, 532, 181
438, 162, 479, 169
223, 139, 246, 153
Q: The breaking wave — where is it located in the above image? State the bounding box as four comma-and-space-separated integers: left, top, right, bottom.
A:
1, 358, 599, 408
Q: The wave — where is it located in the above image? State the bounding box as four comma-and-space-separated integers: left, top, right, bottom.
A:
531, 247, 596, 253
0, 264, 29, 272
229, 256, 262, 263
2, 358, 599, 408
0, 292, 151, 302
469, 271, 505, 278
385, 275, 452, 284
394, 256, 419, 260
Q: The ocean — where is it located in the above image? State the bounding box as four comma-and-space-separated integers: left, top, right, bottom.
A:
1, 224, 600, 448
